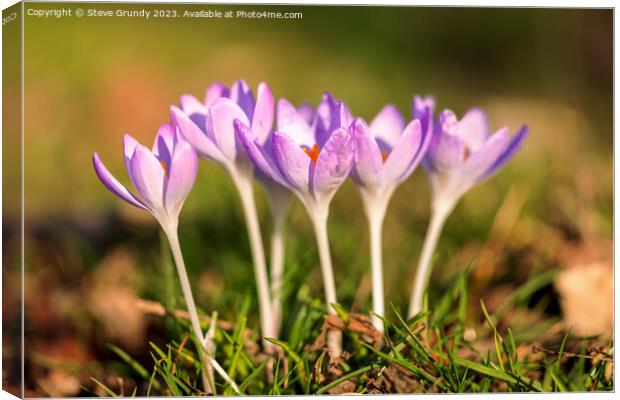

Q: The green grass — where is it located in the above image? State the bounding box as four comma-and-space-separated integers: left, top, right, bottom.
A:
101, 268, 614, 395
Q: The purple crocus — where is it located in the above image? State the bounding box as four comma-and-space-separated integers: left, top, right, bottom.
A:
237, 92, 354, 213
93, 126, 241, 393
421, 105, 528, 207
408, 101, 528, 317
236, 92, 354, 355
349, 100, 433, 332
170, 79, 274, 170
170, 80, 276, 348
92, 125, 198, 227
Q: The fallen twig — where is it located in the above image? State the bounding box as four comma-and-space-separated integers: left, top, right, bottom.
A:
134, 298, 259, 355
532, 346, 613, 362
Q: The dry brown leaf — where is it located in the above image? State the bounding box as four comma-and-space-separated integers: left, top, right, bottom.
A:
37, 370, 81, 397
87, 248, 146, 350
554, 261, 613, 337
324, 313, 384, 348
382, 364, 420, 393
327, 379, 357, 394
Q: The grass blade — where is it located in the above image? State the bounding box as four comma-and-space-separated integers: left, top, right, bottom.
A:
90, 377, 119, 397
106, 343, 150, 380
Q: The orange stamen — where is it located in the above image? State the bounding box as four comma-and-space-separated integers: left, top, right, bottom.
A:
462, 146, 470, 161
303, 144, 320, 165
381, 150, 389, 162
160, 160, 168, 175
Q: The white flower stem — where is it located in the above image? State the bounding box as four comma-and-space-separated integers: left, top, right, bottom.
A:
269, 208, 287, 336
407, 199, 453, 318
309, 206, 342, 355
210, 358, 241, 394
163, 225, 214, 394
230, 170, 275, 350
204, 314, 240, 394
362, 192, 389, 333
165, 225, 241, 394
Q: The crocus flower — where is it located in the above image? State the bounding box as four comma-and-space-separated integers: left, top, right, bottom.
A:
236, 92, 354, 354
170, 79, 274, 171
350, 100, 433, 332
408, 101, 528, 317
237, 92, 354, 213
92, 126, 239, 394
252, 102, 314, 337
196, 80, 294, 338
92, 125, 197, 230
170, 80, 276, 347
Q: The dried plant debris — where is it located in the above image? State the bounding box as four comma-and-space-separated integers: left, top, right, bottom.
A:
555, 261, 613, 337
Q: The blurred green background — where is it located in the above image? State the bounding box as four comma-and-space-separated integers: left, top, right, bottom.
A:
3, 3, 613, 396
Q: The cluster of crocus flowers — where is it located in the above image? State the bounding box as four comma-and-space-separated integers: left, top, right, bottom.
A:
93, 79, 527, 373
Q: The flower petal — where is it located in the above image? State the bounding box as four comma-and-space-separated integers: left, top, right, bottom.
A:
351, 118, 384, 189
297, 103, 314, 124
312, 128, 354, 200
123, 134, 139, 173
406, 111, 434, 174
428, 133, 466, 171
93, 153, 146, 209
180, 94, 207, 116
462, 127, 510, 181
179, 95, 209, 136
165, 141, 198, 217
336, 101, 354, 129
272, 131, 311, 193
412, 96, 435, 139
277, 98, 315, 147
383, 120, 423, 184
205, 82, 230, 107
235, 121, 287, 186
170, 106, 227, 164
129, 144, 166, 213
424, 111, 467, 173
230, 79, 255, 120
369, 104, 405, 150
412, 95, 436, 120
456, 108, 488, 151
251, 82, 274, 144
313, 91, 337, 131
479, 125, 528, 180
314, 93, 352, 147
208, 98, 250, 162
152, 124, 176, 167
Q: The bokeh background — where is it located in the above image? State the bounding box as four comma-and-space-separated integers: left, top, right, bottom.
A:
3, 3, 613, 396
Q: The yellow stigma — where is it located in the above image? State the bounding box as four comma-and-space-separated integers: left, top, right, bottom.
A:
160, 160, 168, 175
303, 144, 320, 164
